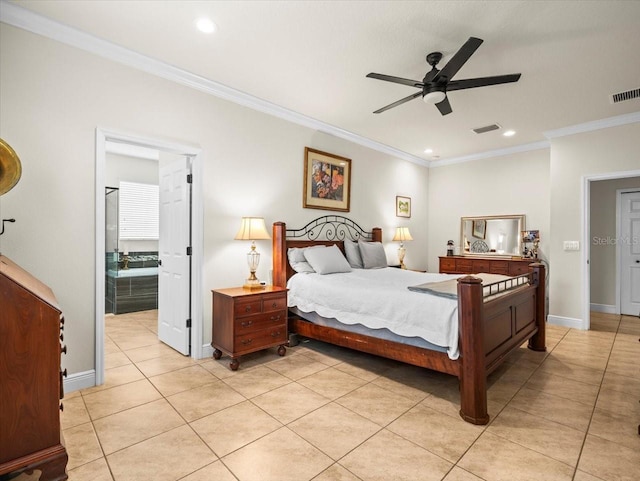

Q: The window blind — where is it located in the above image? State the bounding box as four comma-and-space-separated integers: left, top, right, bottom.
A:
119, 181, 159, 240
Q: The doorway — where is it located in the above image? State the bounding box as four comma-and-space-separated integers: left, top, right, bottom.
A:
95, 128, 204, 386
584, 169, 640, 329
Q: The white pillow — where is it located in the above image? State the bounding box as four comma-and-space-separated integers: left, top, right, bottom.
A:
344, 240, 364, 268
287, 245, 326, 273
303, 244, 352, 275
358, 241, 388, 269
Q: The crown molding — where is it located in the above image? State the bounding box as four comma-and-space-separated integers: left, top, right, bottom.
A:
430, 141, 550, 168
0, 1, 429, 167
543, 111, 640, 139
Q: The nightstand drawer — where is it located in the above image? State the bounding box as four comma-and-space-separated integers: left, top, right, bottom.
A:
262, 293, 287, 312
234, 298, 263, 317
235, 310, 287, 332
235, 327, 287, 352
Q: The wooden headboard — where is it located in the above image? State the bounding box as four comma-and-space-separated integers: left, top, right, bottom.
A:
272, 215, 382, 288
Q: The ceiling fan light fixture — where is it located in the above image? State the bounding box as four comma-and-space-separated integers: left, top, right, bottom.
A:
423, 90, 446, 104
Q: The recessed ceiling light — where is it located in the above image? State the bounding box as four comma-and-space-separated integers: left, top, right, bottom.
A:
424, 148, 433, 154
195, 17, 217, 34
503, 130, 516, 137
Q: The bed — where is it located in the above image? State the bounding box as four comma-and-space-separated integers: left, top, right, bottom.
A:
272, 215, 546, 425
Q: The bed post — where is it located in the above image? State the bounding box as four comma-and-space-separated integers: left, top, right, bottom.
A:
272, 222, 287, 288
457, 275, 489, 425
372, 227, 382, 243
528, 263, 547, 352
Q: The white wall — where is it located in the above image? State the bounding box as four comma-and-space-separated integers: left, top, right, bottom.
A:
549, 122, 640, 322
590, 176, 640, 308
0, 24, 429, 377
427, 149, 550, 271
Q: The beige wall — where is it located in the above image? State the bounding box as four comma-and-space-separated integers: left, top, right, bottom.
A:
549, 123, 640, 322
589, 176, 640, 307
0, 25, 429, 377
427, 149, 551, 272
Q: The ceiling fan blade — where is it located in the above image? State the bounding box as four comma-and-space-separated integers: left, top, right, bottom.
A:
367, 72, 424, 88
373, 91, 423, 114
435, 96, 452, 116
446, 73, 521, 91
433, 37, 483, 82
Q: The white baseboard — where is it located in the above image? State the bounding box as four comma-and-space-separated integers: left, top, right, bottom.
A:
547, 314, 586, 330
63, 369, 96, 394
590, 303, 617, 314
200, 344, 214, 360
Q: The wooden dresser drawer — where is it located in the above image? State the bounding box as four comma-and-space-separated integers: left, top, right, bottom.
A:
262, 293, 287, 312
439, 257, 456, 272
457, 259, 473, 273
489, 261, 509, 275
234, 298, 263, 317
509, 261, 531, 276
235, 310, 287, 332
235, 326, 287, 354
472, 260, 490, 273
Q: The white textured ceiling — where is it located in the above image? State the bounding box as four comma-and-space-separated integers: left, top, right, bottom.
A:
7, 0, 640, 163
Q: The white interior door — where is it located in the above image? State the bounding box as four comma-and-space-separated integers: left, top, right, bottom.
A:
620, 191, 640, 316
158, 155, 191, 354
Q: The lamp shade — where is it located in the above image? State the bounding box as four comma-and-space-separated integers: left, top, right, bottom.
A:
234, 217, 271, 241
392, 227, 413, 242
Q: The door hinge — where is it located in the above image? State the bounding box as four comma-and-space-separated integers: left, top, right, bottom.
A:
186, 319, 192, 328
186, 174, 193, 184
186, 246, 192, 256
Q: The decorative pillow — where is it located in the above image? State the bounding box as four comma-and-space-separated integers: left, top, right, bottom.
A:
344, 240, 364, 268
358, 241, 388, 269
303, 244, 352, 275
287, 245, 325, 273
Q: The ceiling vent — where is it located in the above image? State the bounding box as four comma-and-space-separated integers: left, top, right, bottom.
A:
472, 124, 501, 134
610, 88, 640, 104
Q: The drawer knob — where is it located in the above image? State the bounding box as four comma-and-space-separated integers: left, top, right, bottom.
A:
241, 339, 253, 345
241, 320, 253, 328
62, 368, 68, 378
272, 302, 277, 308
245, 306, 252, 312
61, 345, 67, 355
270, 315, 281, 321
271, 331, 281, 337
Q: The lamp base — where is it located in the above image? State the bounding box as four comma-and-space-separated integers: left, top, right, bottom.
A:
243, 278, 264, 290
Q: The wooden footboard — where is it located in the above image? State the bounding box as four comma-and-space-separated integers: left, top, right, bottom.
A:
272, 219, 546, 426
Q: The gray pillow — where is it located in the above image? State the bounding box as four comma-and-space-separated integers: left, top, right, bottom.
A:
344, 240, 364, 268
303, 244, 352, 274
287, 245, 325, 273
358, 241, 388, 269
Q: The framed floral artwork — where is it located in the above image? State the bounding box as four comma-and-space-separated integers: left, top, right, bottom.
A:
396, 196, 411, 218
303, 147, 351, 212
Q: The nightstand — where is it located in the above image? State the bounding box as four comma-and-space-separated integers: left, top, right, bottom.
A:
211, 286, 288, 370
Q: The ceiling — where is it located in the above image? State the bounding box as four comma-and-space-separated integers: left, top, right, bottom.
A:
5, 0, 640, 165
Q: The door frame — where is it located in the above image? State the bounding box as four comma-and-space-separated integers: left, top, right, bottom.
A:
617, 188, 640, 315
95, 127, 204, 385
582, 168, 640, 330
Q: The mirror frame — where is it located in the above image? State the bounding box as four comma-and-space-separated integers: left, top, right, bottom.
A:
460, 214, 526, 258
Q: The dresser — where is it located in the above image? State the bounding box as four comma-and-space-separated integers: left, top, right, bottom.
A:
211, 286, 288, 370
439, 255, 533, 276
0, 255, 68, 481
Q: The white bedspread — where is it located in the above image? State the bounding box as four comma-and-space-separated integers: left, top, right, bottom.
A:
287, 268, 462, 359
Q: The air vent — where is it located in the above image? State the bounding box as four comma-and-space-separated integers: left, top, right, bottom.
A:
610, 88, 640, 104
472, 124, 501, 134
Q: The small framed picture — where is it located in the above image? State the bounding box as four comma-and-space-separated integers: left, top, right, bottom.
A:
472, 219, 486, 239
303, 147, 351, 212
396, 196, 411, 218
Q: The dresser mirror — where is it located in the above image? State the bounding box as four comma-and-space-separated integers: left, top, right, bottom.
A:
460, 215, 525, 257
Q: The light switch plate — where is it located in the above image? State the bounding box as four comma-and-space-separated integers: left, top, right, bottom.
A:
563, 241, 580, 251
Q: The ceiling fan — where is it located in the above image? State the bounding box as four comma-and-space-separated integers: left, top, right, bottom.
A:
366, 37, 521, 116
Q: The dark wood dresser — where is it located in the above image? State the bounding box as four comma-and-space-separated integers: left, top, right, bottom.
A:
0, 255, 68, 481
212, 286, 287, 370
439, 255, 533, 276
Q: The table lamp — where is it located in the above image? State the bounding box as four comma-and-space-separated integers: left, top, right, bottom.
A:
235, 217, 271, 289
392, 227, 413, 269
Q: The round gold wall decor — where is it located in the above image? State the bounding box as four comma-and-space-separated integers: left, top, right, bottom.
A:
0, 138, 22, 195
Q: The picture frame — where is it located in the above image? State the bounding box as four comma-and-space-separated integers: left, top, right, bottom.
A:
303, 147, 351, 212
472, 219, 486, 239
396, 196, 411, 218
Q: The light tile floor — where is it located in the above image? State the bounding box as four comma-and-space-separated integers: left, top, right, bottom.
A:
51, 311, 640, 480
